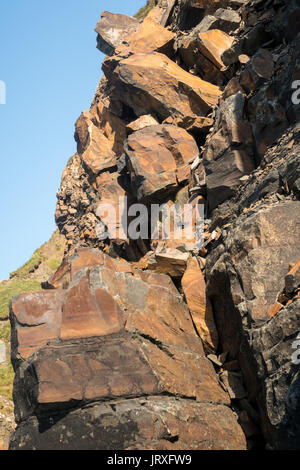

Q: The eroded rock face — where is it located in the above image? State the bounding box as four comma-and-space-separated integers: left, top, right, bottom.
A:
125, 125, 199, 202
10, 0, 300, 452
9, 248, 245, 450
198, 92, 255, 210
206, 125, 300, 449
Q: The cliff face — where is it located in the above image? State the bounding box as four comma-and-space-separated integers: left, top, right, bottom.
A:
8, 0, 300, 450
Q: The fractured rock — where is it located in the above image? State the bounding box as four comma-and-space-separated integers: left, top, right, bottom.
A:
125, 124, 199, 202
115, 17, 175, 58
95, 11, 138, 56
103, 52, 221, 131
75, 100, 126, 174
214, 8, 241, 33
177, 29, 234, 85
126, 115, 158, 134
182, 257, 218, 353
201, 92, 255, 210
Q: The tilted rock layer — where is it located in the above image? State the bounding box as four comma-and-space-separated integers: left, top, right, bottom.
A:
9, 0, 300, 450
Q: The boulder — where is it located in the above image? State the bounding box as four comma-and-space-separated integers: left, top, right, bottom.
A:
115, 17, 175, 58
197, 29, 234, 70
177, 29, 234, 85
75, 100, 126, 174
145, 248, 191, 278
9, 249, 246, 449
95, 11, 138, 56
182, 257, 218, 353
103, 52, 221, 131
126, 114, 158, 134
125, 124, 199, 202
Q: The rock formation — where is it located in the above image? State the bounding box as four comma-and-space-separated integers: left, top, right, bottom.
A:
8, 0, 300, 450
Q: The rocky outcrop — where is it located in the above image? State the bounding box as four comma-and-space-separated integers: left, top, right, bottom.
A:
9, 249, 245, 450
9, 0, 300, 451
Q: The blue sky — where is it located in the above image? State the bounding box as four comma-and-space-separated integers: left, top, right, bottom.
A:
0, 0, 144, 279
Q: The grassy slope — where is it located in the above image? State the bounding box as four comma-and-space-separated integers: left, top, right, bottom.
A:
0, 230, 65, 320
134, 0, 156, 20
0, 229, 65, 400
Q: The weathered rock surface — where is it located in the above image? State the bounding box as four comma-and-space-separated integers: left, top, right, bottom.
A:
206, 123, 300, 449
75, 100, 126, 174
115, 17, 175, 58
10, 397, 245, 450
198, 91, 255, 210
125, 124, 199, 202
95, 11, 138, 56
182, 257, 218, 353
103, 52, 221, 131
9, 248, 245, 449
177, 28, 234, 85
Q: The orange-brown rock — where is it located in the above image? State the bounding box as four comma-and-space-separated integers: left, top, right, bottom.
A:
177, 29, 233, 85
269, 301, 283, 319
197, 29, 234, 69
126, 114, 158, 134
103, 52, 221, 130
10, 249, 243, 441
145, 0, 176, 27
124, 124, 199, 202
94, 11, 138, 56
115, 17, 175, 58
182, 257, 218, 352
285, 256, 300, 294
75, 100, 126, 175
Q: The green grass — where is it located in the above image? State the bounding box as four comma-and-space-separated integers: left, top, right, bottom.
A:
0, 322, 10, 343
10, 249, 45, 279
0, 279, 41, 320
46, 257, 62, 271
134, 0, 156, 20
0, 362, 14, 400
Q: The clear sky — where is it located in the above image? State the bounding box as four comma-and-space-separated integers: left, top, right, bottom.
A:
0, 0, 144, 280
